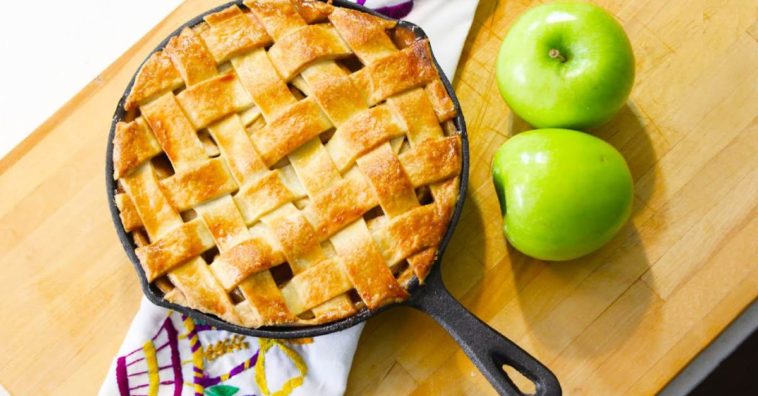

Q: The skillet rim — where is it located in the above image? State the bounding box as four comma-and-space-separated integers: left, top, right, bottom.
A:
105, 0, 469, 338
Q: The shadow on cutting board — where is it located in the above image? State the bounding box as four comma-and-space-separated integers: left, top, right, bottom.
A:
348, 187, 489, 395
504, 102, 661, 360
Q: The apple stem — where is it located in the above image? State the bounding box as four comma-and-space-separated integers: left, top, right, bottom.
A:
549, 49, 567, 63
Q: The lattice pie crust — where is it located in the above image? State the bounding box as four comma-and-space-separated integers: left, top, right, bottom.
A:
112, 0, 462, 327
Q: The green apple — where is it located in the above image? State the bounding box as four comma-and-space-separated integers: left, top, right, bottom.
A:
496, 2, 635, 129
492, 129, 633, 261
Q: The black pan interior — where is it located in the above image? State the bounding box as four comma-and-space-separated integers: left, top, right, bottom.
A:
105, 0, 469, 339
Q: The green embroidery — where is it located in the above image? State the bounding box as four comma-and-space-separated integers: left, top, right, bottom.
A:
204, 384, 239, 396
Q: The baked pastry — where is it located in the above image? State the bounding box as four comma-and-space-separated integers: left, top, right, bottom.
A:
111, 0, 462, 327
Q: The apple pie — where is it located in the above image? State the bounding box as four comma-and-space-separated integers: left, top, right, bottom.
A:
111, 0, 462, 327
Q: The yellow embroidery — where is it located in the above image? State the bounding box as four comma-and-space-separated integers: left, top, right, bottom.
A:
204, 334, 250, 361
254, 339, 307, 396
143, 340, 159, 396
183, 316, 205, 394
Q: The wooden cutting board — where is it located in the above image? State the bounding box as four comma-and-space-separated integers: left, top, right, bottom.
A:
1, 0, 756, 394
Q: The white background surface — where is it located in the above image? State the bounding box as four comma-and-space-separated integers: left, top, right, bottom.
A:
0, 0, 181, 158
0, 0, 476, 160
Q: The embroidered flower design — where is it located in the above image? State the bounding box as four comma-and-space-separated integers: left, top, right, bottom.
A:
114, 313, 307, 396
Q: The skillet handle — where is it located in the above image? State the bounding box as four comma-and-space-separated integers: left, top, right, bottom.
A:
406, 271, 561, 396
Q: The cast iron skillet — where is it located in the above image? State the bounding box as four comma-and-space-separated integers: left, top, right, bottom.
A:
106, 1, 561, 394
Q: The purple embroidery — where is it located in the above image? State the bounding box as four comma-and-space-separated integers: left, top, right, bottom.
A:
186, 318, 202, 353
356, 0, 415, 19
165, 317, 183, 396
116, 315, 265, 395
125, 357, 144, 367
193, 324, 215, 332
115, 317, 183, 396
115, 356, 130, 395
128, 364, 175, 377
197, 352, 260, 388
374, 1, 414, 19
190, 320, 260, 388
128, 380, 175, 391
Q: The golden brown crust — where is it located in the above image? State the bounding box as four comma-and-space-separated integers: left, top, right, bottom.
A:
124, 51, 184, 111
331, 220, 408, 309
159, 158, 238, 211
407, 247, 437, 284
112, 118, 162, 179
232, 49, 298, 120
262, 204, 323, 273
136, 219, 215, 281
387, 87, 445, 144
234, 170, 302, 224
238, 271, 295, 326
399, 135, 462, 186
326, 105, 406, 171
168, 258, 240, 324
301, 62, 366, 126
311, 173, 377, 237
196, 196, 250, 251
328, 7, 397, 63
371, 204, 447, 266
140, 93, 206, 172
291, 0, 333, 23
425, 79, 457, 122
115, 193, 142, 231
288, 138, 341, 195
201, 5, 272, 63
251, 97, 332, 165
280, 259, 352, 314
245, 0, 307, 40
362, 40, 439, 105
214, 237, 279, 288
114, 0, 461, 328
267, 24, 352, 80
164, 28, 217, 86
121, 163, 183, 239
357, 143, 418, 217
207, 115, 268, 184
430, 176, 460, 221
175, 72, 253, 129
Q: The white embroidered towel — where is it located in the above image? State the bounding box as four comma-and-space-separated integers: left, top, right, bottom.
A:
99, 1, 478, 395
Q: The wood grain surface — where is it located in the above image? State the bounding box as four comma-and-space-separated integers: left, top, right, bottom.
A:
1, 0, 756, 395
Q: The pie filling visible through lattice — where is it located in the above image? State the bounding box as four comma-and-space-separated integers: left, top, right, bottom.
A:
112, 0, 462, 327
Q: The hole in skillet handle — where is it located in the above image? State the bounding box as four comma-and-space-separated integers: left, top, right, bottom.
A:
104, 0, 465, 340
404, 267, 562, 396
503, 364, 537, 395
